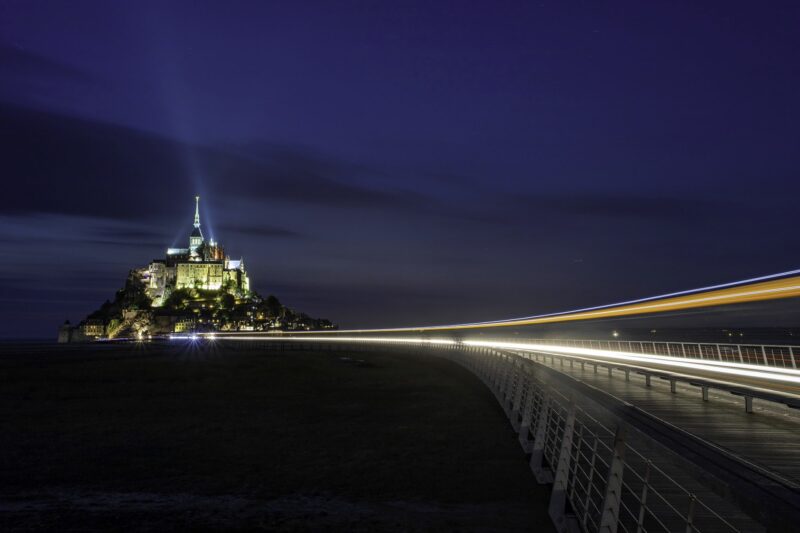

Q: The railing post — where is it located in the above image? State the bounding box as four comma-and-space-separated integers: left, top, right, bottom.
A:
510, 364, 522, 413
685, 494, 696, 533
582, 437, 599, 531
569, 423, 584, 504
491, 353, 504, 391
635, 460, 651, 533
549, 398, 579, 532
478, 350, 490, 379
599, 424, 627, 533
500, 356, 514, 399
499, 358, 513, 404
518, 379, 536, 452
510, 368, 527, 431
530, 394, 554, 483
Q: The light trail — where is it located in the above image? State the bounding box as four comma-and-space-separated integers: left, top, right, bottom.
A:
525, 349, 800, 398
258, 270, 800, 333
184, 269, 800, 395
462, 340, 800, 385
465, 268, 800, 325
204, 334, 800, 393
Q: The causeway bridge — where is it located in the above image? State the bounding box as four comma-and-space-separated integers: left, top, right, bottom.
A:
181, 270, 800, 532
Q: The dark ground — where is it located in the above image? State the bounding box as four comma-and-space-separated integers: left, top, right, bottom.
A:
0, 341, 552, 531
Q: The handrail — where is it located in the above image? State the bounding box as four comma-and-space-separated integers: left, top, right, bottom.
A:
505, 338, 799, 369
518, 348, 800, 411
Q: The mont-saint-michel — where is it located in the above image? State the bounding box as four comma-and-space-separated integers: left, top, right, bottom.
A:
58, 197, 334, 342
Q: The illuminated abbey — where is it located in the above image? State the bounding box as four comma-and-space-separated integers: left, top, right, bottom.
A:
57, 195, 334, 342
142, 196, 250, 306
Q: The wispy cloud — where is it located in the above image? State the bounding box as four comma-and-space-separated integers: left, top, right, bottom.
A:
0, 42, 97, 86
219, 224, 303, 239
0, 104, 432, 220
505, 193, 715, 220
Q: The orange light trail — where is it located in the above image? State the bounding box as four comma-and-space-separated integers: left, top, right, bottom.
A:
257, 271, 800, 334
431, 274, 800, 331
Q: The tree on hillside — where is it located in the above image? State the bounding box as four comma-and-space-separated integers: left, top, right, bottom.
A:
220, 292, 235, 311
163, 288, 193, 311
222, 279, 237, 295
265, 295, 282, 317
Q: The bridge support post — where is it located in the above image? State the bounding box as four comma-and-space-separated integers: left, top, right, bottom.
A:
530, 395, 554, 483
483, 352, 493, 383
636, 460, 652, 532
745, 396, 753, 413
599, 424, 627, 533
549, 398, 580, 532
490, 353, 504, 392
701, 386, 709, 401
582, 437, 599, 531
496, 356, 508, 401
518, 381, 536, 453
477, 350, 489, 380
500, 359, 515, 413
510, 364, 522, 413
510, 368, 526, 431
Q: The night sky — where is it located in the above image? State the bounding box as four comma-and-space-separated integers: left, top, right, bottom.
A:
2, 1, 800, 339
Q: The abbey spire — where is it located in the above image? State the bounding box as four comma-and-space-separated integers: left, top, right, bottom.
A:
189, 195, 204, 254
194, 195, 201, 229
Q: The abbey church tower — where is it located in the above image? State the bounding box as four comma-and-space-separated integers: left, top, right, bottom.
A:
189, 196, 204, 255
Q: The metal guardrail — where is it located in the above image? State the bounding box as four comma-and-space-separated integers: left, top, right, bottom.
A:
516, 338, 799, 369
515, 348, 800, 413
452, 345, 748, 533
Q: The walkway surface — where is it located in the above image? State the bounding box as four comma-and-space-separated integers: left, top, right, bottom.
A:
525, 351, 800, 485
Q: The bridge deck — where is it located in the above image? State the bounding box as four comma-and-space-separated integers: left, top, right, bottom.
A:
523, 353, 800, 485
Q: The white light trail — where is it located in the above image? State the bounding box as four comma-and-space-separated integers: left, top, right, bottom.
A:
202, 334, 800, 387
461, 340, 800, 385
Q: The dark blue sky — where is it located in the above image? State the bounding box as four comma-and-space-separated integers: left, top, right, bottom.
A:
2, 1, 800, 338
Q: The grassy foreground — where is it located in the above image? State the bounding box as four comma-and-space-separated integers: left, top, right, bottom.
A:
0, 341, 552, 531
